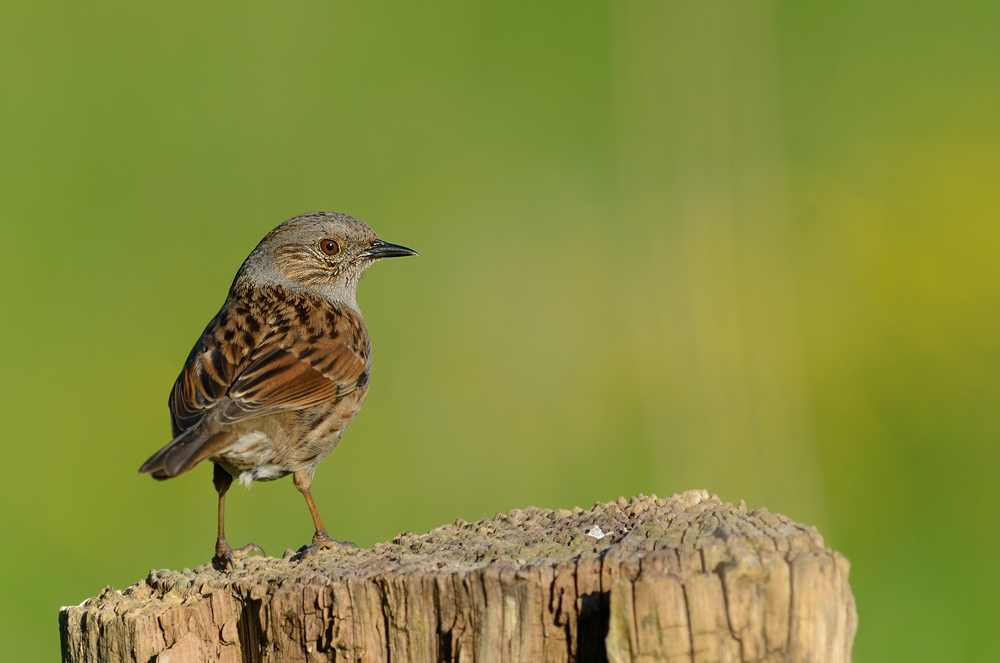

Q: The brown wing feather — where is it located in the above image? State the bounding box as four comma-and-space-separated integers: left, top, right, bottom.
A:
168, 287, 370, 434
169, 322, 240, 436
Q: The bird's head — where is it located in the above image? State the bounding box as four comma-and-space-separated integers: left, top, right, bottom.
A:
236, 212, 417, 303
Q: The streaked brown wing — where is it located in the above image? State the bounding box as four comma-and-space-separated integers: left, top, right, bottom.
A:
219, 331, 368, 424
168, 292, 369, 434
169, 317, 241, 436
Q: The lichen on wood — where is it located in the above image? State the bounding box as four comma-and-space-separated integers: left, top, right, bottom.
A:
60, 490, 856, 662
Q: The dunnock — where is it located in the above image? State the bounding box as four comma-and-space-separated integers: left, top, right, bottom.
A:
140, 212, 416, 567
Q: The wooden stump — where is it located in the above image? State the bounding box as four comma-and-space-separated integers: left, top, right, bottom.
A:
60, 491, 856, 662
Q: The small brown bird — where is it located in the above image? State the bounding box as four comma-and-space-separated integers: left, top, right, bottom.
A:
140, 212, 416, 567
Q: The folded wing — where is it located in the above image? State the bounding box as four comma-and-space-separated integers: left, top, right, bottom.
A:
142, 289, 369, 478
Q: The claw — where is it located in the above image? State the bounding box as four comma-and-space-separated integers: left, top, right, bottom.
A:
299, 530, 355, 560
213, 541, 265, 570
313, 529, 356, 549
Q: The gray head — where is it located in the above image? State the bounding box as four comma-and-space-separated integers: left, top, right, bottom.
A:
234, 212, 417, 304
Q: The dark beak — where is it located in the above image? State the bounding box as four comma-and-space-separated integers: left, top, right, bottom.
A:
359, 239, 418, 260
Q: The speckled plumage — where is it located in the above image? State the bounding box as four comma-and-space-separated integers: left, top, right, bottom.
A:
140, 211, 416, 567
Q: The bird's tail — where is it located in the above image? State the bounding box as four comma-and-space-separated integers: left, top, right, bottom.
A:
139, 429, 232, 479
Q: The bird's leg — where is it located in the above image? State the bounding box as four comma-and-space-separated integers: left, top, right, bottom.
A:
294, 469, 354, 554
212, 463, 264, 569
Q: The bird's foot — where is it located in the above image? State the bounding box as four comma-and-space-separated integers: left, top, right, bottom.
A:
298, 529, 356, 560
213, 540, 265, 570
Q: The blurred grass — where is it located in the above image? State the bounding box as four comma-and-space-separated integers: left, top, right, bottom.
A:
1, 1, 999, 661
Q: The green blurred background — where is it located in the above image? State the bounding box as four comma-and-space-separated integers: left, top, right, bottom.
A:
1, 1, 998, 660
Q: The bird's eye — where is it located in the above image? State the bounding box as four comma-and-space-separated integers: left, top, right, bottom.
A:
320, 239, 340, 256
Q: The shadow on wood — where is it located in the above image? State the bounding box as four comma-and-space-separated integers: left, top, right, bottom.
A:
60, 491, 856, 662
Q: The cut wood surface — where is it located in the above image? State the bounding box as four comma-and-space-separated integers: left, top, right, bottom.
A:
60, 491, 856, 663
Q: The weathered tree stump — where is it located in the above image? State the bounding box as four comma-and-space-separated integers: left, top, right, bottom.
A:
60, 491, 856, 662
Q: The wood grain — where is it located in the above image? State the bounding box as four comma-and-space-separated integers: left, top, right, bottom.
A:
60, 491, 856, 662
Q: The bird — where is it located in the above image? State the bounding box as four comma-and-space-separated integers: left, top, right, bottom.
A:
139, 212, 417, 568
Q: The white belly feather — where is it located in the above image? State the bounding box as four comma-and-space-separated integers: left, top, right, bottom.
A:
222, 431, 286, 487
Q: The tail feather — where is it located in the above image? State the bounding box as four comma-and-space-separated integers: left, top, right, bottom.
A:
139, 429, 233, 479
